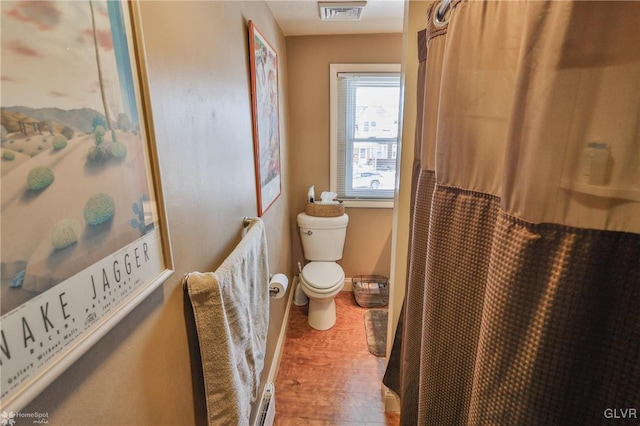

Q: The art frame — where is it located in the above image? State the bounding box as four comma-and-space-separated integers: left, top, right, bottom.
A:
0, 0, 173, 412
248, 20, 282, 216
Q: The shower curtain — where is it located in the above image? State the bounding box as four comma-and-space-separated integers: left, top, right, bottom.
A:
383, 1, 640, 424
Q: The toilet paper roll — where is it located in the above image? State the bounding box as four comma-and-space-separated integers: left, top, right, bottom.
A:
269, 273, 288, 299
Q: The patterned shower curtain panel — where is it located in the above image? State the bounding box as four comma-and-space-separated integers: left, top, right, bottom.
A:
384, 1, 640, 424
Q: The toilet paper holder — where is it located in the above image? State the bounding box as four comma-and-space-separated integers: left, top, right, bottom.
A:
268, 273, 289, 299
269, 274, 279, 296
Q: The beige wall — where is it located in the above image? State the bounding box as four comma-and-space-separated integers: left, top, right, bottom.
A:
22, 2, 291, 425
286, 34, 403, 280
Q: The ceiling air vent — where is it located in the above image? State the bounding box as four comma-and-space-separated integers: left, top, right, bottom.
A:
318, 1, 367, 21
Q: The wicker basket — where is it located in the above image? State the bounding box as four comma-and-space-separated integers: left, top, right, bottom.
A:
305, 201, 345, 217
353, 275, 389, 308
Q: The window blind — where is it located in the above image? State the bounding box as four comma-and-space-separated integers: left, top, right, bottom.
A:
336, 72, 400, 200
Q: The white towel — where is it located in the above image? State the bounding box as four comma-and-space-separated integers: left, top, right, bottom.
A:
186, 219, 269, 426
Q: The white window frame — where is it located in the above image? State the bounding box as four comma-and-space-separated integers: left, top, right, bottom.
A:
330, 63, 401, 208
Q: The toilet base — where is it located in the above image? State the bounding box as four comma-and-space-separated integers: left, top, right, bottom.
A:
308, 298, 337, 330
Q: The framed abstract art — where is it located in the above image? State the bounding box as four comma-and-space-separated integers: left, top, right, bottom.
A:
248, 20, 281, 216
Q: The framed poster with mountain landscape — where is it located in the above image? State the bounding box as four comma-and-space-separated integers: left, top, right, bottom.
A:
0, 0, 173, 411
248, 20, 281, 216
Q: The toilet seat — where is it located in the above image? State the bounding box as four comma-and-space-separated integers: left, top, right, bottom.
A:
301, 262, 344, 294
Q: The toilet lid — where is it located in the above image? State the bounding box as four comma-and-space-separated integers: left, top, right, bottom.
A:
301, 262, 344, 291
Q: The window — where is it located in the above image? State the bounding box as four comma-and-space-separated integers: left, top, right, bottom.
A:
330, 64, 401, 208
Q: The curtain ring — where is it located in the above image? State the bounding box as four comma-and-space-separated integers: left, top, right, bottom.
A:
434, 0, 451, 27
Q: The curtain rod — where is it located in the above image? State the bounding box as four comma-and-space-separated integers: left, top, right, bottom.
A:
436, 0, 452, 24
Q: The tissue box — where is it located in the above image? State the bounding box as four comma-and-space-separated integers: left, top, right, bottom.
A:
305, 201, 345, 217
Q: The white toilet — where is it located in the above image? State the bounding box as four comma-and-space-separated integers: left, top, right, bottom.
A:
297, 212, 349, 330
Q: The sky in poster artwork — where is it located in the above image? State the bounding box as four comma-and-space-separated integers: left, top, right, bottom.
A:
1, 0, 123, 115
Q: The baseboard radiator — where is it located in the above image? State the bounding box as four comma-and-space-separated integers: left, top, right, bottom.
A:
254, 382, 276, 426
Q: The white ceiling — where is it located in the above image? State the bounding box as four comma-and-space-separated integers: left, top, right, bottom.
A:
265, 0, 406, 36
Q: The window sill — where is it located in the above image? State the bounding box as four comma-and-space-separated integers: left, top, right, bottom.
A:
342, 199, 394, 209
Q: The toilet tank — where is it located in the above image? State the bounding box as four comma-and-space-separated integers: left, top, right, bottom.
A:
297, 213, 349, 261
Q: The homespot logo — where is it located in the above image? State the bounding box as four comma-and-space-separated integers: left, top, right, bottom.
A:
1, 411, 49, 425
0, 412, 15, 426
604, 408, 637, 419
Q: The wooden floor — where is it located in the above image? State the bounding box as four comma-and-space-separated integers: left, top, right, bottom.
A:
274, 292, 400, 425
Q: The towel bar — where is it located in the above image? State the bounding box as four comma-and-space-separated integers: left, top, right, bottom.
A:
243, 217, 258, 228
